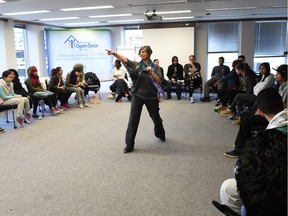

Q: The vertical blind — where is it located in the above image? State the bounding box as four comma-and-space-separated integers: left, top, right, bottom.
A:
254, 21, 287, 57
208, 22, 239, 52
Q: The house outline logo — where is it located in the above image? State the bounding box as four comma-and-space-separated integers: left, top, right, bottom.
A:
64, 35, 79, 48
64, 35, 99, 50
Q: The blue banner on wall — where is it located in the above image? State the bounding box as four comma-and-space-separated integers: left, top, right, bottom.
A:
45, 29, 112, 81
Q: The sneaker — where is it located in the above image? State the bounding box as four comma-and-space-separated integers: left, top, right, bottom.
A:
24, 113, 32, 124
190, 97, 194, 103
200, 96, 210, 102
228, 115, 237, 120
79, 104, 84, 108
16, 117, 24, 127
224, 150, 240, 158
32, 114, 42, 120
64, 103, 70, 108
220, 109, 234, 116
232, 118, 241, 125
117, 99, 123, 103
60, 106, 68, 111
56, 107, 64, 112
107, 94, 115, 99
51, 108, 60, 115
0, 127, 5, 133
215, 104, 223, 110
83, 103, 91, 108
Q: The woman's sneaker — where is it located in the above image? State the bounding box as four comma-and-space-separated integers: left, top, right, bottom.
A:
56, 107, 64, 112
16, 117, 24, 127
79, 104, 84, 109
60, 106, 68, 111
190, 97, 194, 103
51, 108, 60, 115
32, 114, 42, 120
83, 103, 91, 108
24, 113, 32, 124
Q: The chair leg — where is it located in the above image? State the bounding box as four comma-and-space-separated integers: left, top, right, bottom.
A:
5, 110, 9, 123
41, 100, 45, 117
12, 108, 17, 129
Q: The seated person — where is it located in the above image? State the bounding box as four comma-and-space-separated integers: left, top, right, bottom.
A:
235, 128, 287, 216
183, 55, 201, 103
26, 66, 61, 115
166, 56, 184, 100
153, 59, 165, 101
0, 70, 31, 127
214, 59, 242, 111
220, 88, 287, 214
200, 56, 230, 102
49, 67, 70, 110
221, 62, 274, 117
9, 68, 42, 119
108, 60, 131, 102
220, 63, 256, 116
66, 65, 90, 108
224, 64, 287, 158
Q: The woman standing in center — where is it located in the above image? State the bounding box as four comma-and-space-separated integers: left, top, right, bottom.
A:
106, 46, 166, 153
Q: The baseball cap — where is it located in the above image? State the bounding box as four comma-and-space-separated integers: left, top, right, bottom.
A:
273, 64, 287, 73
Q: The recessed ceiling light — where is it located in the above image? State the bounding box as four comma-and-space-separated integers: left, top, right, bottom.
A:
129, 1, 187, 6
64, 22, 100, 26
205, 7, 256, 11
3, 10, 50, 15
108, 19, 144, 23
89, 14, 132, 18
145, 10, 191, 15
163, 16, 194, 20
39, 17, 79, 21
60, 5, 114, 11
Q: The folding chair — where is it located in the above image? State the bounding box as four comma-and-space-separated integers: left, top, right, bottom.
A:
0, 104, 18, 129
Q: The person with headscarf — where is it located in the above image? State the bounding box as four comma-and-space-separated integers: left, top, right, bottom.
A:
26, 66, 61, 115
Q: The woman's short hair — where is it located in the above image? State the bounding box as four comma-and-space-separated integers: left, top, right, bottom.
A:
138, 46, 153, 56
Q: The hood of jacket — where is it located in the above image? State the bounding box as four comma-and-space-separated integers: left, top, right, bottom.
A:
267, 108, 288, 130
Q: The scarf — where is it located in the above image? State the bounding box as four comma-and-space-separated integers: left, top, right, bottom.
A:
140, 60, 166, 97
30, 73, 41, 87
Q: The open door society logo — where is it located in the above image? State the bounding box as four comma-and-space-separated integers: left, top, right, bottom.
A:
64, 35, 99, 50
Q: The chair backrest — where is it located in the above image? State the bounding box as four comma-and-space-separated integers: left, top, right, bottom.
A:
85, 72, 100, 87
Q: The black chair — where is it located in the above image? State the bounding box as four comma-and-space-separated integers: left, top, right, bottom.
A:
212, 200, 241, 216
0, 104, 18, 129
84, 72, 101, 99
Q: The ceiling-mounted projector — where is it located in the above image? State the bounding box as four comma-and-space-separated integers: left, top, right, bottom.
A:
145, 10, 163, 21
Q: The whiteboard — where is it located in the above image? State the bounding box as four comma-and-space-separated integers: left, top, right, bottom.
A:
116, 46, 135, 61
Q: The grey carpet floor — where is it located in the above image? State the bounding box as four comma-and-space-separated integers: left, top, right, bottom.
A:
0, 83, 239, 216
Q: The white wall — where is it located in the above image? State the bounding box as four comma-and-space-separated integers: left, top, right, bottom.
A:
26, 25, 46, 77
0, 21, 17, 73
142, 27, 194, 79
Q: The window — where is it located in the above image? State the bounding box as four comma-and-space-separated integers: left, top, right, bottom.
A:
124, 29, 142, 61
253, 21, 287, 72
14, 27, 27, 77
207, 22, 240, 80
